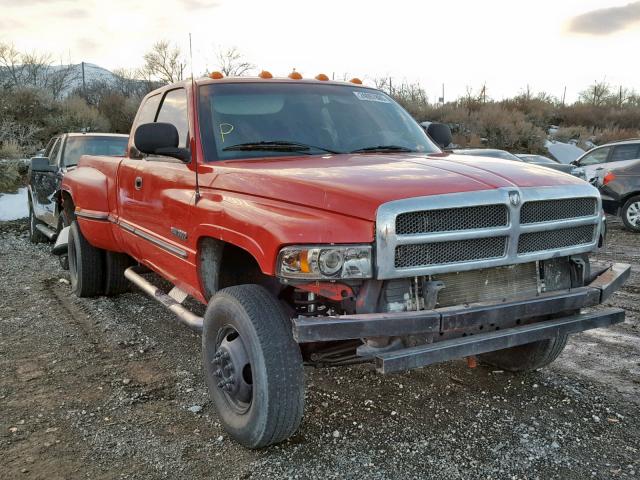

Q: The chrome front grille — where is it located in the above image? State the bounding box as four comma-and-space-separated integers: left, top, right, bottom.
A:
396, 204, 508, 235
517, 224, 596, 254
376, 184, 602, 279
395, 237, 507, 268
520, 197, 597, 224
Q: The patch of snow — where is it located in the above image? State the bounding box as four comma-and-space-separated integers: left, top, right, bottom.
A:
545, 140, 585, 164
0, 187, 29, 221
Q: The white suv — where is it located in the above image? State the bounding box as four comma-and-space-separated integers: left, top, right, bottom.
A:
573, 139, 640, 182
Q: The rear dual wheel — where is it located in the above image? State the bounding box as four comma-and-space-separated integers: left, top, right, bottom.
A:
202, 285, 305, 449
68, 221, 133, 297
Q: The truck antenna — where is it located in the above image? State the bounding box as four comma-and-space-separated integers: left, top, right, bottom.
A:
189, 33, 201, 202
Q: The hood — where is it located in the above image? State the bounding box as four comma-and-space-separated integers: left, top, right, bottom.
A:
209, 152, 586, 221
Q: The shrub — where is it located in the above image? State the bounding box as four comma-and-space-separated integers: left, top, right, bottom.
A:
45, 96, 110, 134
0, 140, 23, 159
0, 159, 27, 193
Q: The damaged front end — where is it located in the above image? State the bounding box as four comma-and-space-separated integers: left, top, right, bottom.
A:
284, 184, 630, 373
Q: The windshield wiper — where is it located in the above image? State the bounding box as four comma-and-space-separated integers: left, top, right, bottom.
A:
350, 145, 417, 153
223, 141, 340, 154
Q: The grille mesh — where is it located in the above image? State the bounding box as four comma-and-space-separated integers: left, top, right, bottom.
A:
433, 262, 539, 307
396, 204, 508, 235
395, 237, 507, 269
520, 197, 597, 224
517, 225, 596, 254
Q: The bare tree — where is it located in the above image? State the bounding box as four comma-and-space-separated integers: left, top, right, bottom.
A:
215, 46, 254, 76
141, 40, 186, 84
579, 80, 612, 106
0, 42, 22, 87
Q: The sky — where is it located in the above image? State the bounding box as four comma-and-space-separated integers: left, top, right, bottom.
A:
1, 0, 639, 102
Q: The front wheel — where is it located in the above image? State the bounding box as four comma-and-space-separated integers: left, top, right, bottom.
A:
202, 284, 305, 448
29, 204, 47, 243
621, 195, 640, 233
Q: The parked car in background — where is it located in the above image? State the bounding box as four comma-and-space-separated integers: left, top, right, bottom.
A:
516, 154, 557, 164
596, 159, 640, 232
453, 148, 585, 179
572, 139, 640, 183
28, 133, 129, 251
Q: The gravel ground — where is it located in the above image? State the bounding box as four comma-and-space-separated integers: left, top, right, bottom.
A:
1, 217, 639, 480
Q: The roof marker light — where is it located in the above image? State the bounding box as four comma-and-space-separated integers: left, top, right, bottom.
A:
258, 70, 273, 79
349, 77, 363, 84
315, 73, 329, 81
288, 71, 303, 80
208, 71, 224, 79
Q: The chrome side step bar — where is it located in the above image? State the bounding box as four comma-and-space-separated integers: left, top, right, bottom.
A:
124, 267, 203, 332
36, 223, 57, 240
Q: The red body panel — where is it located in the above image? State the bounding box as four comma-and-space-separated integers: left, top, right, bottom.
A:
61, 78, 585, 305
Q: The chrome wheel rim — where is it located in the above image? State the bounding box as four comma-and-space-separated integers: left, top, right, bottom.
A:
627, 202, 640, 227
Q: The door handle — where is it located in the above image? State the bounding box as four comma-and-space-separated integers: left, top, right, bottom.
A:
134, 176, 143, 190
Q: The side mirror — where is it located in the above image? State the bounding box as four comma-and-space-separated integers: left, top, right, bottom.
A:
426, 122, 453, 149
30, 156, 56, 172
134, 122, 191, 162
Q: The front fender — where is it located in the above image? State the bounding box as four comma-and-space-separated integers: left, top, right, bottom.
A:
192, 191, 374, 275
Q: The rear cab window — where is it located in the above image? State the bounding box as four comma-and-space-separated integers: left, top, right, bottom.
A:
62, 136, 129, 166
610, 144, 640, 162
131, 93, 162, 158
155, 89, 189, 148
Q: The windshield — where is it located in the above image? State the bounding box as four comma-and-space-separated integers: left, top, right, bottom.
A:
63, 136, 129, 166
198, 82, 439, 161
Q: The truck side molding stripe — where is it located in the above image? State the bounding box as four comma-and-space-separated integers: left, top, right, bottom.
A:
75, 208, 110, 221
118, 220, 189, 259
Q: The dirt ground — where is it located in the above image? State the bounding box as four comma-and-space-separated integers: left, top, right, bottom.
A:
1, 217, 639, 480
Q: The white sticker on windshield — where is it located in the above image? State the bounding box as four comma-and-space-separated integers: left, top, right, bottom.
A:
353, 91, 391, 103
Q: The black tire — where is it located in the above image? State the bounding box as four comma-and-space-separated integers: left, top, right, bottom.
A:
55, 215, 70, 270
479, 334, 568, 372
104, 251, 134, 296
621, 195, 640, 233
28, 204, 47, 243
68, 221, 104, 297
202, 284, 304, 449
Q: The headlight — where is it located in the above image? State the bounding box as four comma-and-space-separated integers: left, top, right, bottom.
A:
277, 245, 373, 280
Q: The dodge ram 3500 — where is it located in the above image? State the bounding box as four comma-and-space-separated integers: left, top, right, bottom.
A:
59, 73, 630, 448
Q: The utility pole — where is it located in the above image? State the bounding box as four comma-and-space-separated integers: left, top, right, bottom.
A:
561, 86, 566, 106
81, 61, 86, 98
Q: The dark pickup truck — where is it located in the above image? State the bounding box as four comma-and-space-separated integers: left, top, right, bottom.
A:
28, 133, 128, 253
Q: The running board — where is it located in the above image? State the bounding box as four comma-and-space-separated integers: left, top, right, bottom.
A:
36, 223, 57, 240
124, 267, 203, 332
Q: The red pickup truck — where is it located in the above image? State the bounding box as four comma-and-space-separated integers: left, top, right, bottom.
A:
59, 74, 629, 448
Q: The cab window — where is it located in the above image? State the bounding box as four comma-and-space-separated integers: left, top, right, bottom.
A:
579, 147, 610, 166
156, 89, 189, 148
